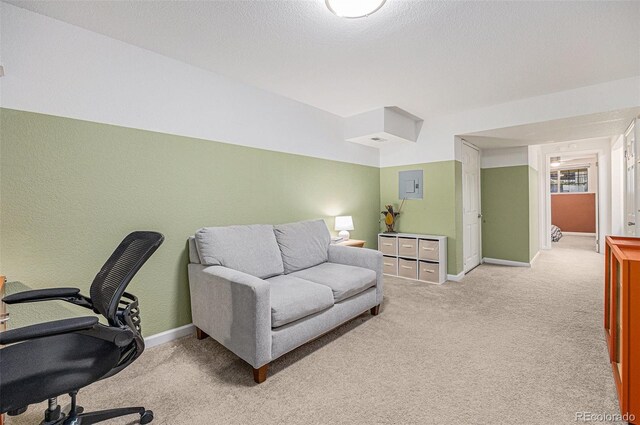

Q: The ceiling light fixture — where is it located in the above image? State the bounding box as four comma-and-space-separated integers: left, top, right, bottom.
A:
325, 0, 386, 18
550, 156, 562, 167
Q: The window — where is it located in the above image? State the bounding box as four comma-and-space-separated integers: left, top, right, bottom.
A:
550, 168, 588, 193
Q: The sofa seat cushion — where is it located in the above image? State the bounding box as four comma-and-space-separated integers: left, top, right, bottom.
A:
273, 220, 331, 274
267, 275, 334, 328
291, 262, 377, 302
195, 224, 284, 279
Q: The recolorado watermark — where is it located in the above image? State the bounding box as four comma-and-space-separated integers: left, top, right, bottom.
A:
575, 411, 635, 422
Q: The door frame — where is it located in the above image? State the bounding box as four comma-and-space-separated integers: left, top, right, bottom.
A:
462, 140, 482, 273
624, 119, 637, 236
544, 149, 601, 252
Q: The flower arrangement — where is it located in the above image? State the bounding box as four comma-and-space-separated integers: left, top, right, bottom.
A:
381, 199, 405, 233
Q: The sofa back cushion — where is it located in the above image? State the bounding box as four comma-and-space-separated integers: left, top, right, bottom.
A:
273, 219, 330, 274
195, 224, 284, 279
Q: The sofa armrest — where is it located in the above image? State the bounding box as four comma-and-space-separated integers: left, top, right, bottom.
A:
328, 245, 384, 305
188, 264, 271, 368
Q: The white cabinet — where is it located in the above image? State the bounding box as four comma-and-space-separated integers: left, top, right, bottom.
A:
378, 233, 447, 284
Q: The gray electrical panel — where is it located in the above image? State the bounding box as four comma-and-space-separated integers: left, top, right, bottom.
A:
398, 170, 423, 199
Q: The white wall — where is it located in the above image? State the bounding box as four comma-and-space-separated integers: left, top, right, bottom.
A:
0, 8, 3, 270
4, 3, 640, 172
0, 3, 379, 167
480, 146, 528, 169
380, 76, 640, 167
528, 145, 541, 171
535, 142, 554, 247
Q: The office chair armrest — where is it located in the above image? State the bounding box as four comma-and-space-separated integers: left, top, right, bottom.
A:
0, 316, 99, 345
3, 287, 80, 303
79, 324, 135, 348
2, 288, 93, 309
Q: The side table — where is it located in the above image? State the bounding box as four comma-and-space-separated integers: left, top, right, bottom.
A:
336, 239, 366, 248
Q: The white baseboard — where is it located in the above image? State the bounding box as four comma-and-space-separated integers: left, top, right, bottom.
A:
145, 323, 194, 348
562, 232, 596, 236
530, 251, 540, 265
482, 257, 531, 268
447, 271, 465, 282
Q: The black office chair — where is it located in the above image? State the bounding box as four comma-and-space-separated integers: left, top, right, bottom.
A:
0, 231, 164, 425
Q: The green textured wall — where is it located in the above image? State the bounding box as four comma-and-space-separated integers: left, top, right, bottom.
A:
379, 161, 463, 275
481, 166, 531, 263
528, 167, 539, 261
0, 108, 381, 335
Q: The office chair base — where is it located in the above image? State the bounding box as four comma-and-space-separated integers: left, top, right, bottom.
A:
41, 407, 153, 425
38, 395, 152, 425
140, 410, 154, 424
7, 406, 28, 416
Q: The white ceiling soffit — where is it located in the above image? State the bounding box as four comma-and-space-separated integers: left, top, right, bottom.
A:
461, 107, 640, 149
6, 0, 640, 119
345, 107, 423, 148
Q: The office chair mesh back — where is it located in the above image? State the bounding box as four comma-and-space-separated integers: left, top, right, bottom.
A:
90, 231, 164, 323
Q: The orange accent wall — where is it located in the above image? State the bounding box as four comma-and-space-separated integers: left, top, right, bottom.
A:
551, 193, 596, 233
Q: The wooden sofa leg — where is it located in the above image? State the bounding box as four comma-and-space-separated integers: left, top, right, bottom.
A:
370, 304, 380, 316
195, 326, 209, 340
253, 364, 269, 384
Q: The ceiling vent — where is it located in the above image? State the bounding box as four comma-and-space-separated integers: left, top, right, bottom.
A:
344, 107, 423, 148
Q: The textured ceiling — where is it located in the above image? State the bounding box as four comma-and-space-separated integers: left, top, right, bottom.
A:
6, 0, 640, 119
462, 107, 640, 149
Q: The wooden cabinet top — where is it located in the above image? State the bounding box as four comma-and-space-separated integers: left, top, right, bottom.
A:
378, 232, 446, 241
607, 236, 640, 261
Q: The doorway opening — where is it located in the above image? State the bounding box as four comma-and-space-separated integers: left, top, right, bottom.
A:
458, 107, 639, 268
548, 153, 599, 252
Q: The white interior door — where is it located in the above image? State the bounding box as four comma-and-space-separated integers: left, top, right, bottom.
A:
462, 142, 481, 272
637, 120, 640, 237
594, 158, 600, 253
625, 122, 637, 236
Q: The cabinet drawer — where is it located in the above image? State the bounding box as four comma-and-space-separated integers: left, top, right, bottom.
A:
398, 258, 418, 279
378, 236, 397, 256
419, 239, 439, 261
419, 261, 440, 283
398, 237, 418, 257
383, 256, 398, 275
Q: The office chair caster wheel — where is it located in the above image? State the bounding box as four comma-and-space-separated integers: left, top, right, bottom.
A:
140, 410, 154, 424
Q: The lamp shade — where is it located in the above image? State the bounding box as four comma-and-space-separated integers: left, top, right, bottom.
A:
335, 216, 354, 231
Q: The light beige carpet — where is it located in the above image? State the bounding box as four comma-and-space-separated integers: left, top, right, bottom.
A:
9, 236, 621, 424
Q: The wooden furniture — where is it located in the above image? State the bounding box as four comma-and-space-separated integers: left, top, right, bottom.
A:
253, 364, 269, 384
336, 239, 365, 248
378, 233, 447, 284
605, 236, 640, 423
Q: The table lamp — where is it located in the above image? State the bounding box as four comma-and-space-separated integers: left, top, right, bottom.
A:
335, 216, 354, 240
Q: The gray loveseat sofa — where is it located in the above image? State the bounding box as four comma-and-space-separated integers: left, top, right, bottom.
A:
187, 219, 383, 383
